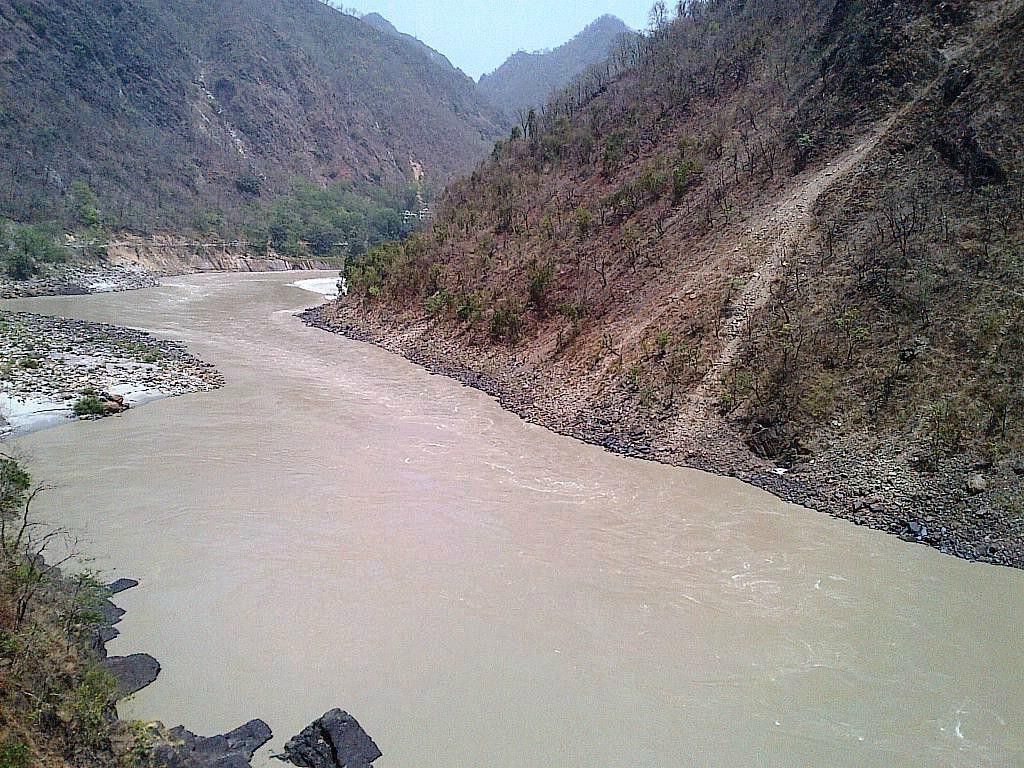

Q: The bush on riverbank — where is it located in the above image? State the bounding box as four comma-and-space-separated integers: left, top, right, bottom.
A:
73, 395, 109, 417
0, 457, 132, 767
1, 220, 66, 280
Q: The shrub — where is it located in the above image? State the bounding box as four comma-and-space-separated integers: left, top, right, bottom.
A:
69, 667, 118, 748
456, 292, 484, 323
575, 206, 593, 237
70, 181, 103, 229
0, 737, 31, 768
672, 160, 698, 203
489, 300, 524, 342
425, 289, 453, 316
602, 131, 629, 173
17, 357, 40, 369
234, 172, 262, 197
527, 259, 555, 309
557, 301, 588, 323
73, 395, 107, 417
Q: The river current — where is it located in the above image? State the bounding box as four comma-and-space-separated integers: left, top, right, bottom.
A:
5, 272, 1022, 767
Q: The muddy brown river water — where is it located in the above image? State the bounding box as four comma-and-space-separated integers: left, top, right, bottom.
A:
5, 272, 1023, 767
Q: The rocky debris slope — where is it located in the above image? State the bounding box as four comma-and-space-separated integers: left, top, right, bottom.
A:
0, 311, 224, 437
278, 710, 382, 768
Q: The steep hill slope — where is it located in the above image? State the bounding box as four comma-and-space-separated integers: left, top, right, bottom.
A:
477, 15, 635, 116
0, 0, 504, 235
360, 11, 463, 76
314, 0, 1024, 567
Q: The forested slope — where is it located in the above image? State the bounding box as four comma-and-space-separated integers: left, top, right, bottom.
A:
0, 0, 503, 237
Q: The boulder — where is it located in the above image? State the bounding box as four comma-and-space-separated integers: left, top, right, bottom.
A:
92, 624, 119, 656
106, 577, 140, 595
279, 710, 381, 768
102, 398, 129, 414
103, 653, 160, 698
965, 473, 988, 495
97, 599, 126, 626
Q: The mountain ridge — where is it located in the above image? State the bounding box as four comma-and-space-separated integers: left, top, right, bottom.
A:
0, 0, 504, 237
359, 11, 465, 77
477, 14, 635, 116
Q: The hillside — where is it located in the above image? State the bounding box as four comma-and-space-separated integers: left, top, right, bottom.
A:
360, 12, 463, 76
0, 0, 504, 239
477, 15, 635, 116
315, 0, 1024, 567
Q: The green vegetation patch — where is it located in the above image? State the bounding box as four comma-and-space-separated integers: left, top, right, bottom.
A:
72, 395, 107, 417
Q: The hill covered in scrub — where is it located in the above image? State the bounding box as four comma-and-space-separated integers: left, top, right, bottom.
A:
0, 0, 504, 239
477, 15, 635, 116
360, 12, 464, 76
319, 0, 1024, 566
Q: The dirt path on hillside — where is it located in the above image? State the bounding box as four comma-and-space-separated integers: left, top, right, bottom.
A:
674, 121, 894, 441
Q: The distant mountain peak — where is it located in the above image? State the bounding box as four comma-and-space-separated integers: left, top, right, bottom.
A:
359, 11, 464, 78
478, 15, 635, 116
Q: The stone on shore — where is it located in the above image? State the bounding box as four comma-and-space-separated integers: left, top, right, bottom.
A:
103, 653, 161, 698
106, 577, 140, 595
279, 709, 381, 768
151, 719, 273, 768
965, 472, 989, 494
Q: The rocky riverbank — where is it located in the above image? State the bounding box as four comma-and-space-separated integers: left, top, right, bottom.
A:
1, 453, 379, 768
302, 301, 1023, 570
0, 312, 224, 437
0, 262, 166, 299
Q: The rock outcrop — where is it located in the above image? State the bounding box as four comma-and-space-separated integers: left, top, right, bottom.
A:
278, 710, 382, 768
151, 720, 273, 768
103, 653, 161, 698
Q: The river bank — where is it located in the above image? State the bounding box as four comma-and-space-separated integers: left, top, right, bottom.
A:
0, 311, 224, 437
0, 500, 273, 767
0, 262, 165, 299
302, 301, 1023, 570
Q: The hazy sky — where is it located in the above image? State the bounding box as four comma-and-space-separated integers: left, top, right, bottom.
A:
346, 1, 650, 80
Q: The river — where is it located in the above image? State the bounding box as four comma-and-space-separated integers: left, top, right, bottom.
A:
4, 272, 1022, 767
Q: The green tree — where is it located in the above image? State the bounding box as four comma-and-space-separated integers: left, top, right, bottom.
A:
70, 181, 103, 228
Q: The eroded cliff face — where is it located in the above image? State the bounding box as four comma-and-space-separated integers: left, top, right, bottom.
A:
104, 236, 338, 274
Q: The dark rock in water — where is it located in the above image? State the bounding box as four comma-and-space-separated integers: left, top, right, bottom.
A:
92, 625, 120, 656
103, 653, 160, 697
106, 577, 140, 595
97, 599, 126, 626
152, 720, 272, 768
279, 709, 381, 768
